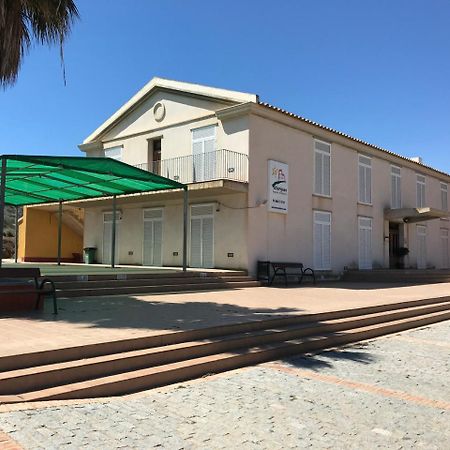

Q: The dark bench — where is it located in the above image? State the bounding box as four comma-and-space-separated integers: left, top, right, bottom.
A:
257, 261, 316, 287
0, 268, 58, 314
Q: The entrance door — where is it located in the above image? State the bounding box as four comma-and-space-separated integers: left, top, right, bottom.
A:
103, 212, 119, 264
190, 204, 214, 268
416, 225, 427, 269
441, 229, 449, 269
389, 223, 400, 268
192, 126, 216, 182
358, 217, 373, 270
143, 208, 163, 266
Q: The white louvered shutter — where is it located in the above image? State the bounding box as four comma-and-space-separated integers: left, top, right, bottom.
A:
314, 151, 323, 195
190, 204, 214, 268
102, 213, 119, 265
143, 209, 163, 266
441, 229, 449, 269
358, 217, 372, 270
190, 218, 202, 267
313, 211, 331, 270
202, 217, 214, 268
416, 225, 427, 269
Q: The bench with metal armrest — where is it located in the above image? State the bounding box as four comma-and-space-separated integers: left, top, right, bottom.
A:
257, 261, 316, 287
0, 268, 58, 314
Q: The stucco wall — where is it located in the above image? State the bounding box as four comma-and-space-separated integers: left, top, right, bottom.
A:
18, 208, 83, 262
247, 111, 449, 274
83, 191, 248, 270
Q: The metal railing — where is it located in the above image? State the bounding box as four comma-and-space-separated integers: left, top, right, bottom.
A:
135, 149, 249, 184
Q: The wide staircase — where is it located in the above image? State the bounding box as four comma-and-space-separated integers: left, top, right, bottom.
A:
343, 269, 450, 284
0, 296, 449, 403
52, 271, 260, 297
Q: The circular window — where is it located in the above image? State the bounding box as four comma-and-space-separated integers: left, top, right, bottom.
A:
153, 102, 166, 122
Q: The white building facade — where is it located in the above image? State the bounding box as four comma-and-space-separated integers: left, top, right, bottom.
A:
78, 78, 450, 274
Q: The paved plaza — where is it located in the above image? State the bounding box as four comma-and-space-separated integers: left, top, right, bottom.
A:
1, 282, 450, 357
0, 320, 449, 449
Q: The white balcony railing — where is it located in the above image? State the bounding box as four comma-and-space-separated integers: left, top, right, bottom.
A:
135, 149, 248, 184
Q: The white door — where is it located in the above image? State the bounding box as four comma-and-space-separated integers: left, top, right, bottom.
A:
358, 217, 373, 270
313, 211, 331, 270
143, 209, 163, 266
103, 212, 119, 264
192, 126, 216, 182
441, 229, 449, 269
190, 204, 214, 268
416, 225, 427, 269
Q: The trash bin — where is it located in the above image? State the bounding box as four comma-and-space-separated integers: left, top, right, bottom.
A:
83, 247, 97, 264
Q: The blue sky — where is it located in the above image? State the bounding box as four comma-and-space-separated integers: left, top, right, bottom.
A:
1, 0, 449, 173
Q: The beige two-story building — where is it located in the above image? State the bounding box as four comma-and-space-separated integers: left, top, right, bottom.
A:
77, 77, 450, 274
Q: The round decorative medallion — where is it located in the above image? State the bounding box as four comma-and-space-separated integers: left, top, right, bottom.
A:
153, 102, 166, 122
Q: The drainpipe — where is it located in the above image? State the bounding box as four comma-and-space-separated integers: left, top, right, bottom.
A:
14, 206, 18, 263
111, 195, 117, 269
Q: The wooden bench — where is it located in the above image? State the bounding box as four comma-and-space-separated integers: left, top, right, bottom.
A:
257, 261, 316, 287
0, 268, 58, 314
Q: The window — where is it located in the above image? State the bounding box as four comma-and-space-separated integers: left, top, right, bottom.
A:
441, 183, 448, 211
104, 146, 122, 161
313, 211, 331, 270
358, 155, 372, 204
416, 175, 426, 208
391, 166, 402, 209
314, 140, 331, 196
192, 125, 216, 182
358, 217, 373, 270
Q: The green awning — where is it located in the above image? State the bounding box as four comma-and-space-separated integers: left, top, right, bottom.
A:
1, 155, 185, 206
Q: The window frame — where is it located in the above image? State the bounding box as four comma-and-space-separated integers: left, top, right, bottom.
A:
358, 154, 372, 205
313, 139, 331, 197
104, 146, 123, 161
390, 165, 402, 209
441, 182, 448, 211
416, 174, 426, 208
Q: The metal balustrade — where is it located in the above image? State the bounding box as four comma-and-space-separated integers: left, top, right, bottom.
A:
135, 149, 248, 184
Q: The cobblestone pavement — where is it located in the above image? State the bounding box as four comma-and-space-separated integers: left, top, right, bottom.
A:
0, 322, 449, 449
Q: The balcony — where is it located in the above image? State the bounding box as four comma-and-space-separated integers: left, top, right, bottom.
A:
135, 149, 248, 185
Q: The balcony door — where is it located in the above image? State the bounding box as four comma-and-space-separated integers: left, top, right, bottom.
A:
143, 208, 163, 266
190, 204, 214, 268
416, 225, 427, 269
192, 125, 216, 182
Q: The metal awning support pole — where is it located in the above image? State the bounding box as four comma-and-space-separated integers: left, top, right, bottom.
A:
0, 157, 6, 269
14, 206, 18, 263
182, 186, 188, 272
111, 195, 117, 269
57, 200, 63, 266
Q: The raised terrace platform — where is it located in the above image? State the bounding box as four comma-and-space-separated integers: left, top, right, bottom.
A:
0, 264, 449, 402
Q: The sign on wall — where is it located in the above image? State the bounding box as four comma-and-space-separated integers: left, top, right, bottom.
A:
268, 160, 288, 214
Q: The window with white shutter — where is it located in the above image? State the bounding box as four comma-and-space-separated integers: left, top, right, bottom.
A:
104, 146, 122, 161
441, 229, 449, 268
416, 175, 426, 208
313, 211, 331, 270
102, 211, 120, 264
192, 125, 216, 182
391, 166, 402, 209
190, 204, 214, 268
358, 217, 372, 270
314, 140, 331, 196
143, 208, 163, 266
358, 155, 372, 204
441, 183, 448, 211
416, 225, 427, 269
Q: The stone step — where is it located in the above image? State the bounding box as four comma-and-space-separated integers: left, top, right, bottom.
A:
1, 296, 449, 373
57, 280, 261, 297
0, 302, 449, 395
1, 309, 449, 403
50, 271, 248, 282
343, 270, 450, 283
54, 275, 255, 290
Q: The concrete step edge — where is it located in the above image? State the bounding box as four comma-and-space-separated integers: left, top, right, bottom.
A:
3, 310, 449, 402
1, 302, 450, 395
1, 295, 449, 373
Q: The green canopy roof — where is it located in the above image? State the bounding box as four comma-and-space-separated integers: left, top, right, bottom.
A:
1, 155, 185, 206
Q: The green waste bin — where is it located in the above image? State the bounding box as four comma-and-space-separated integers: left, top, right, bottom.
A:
83, 247, 97, 264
